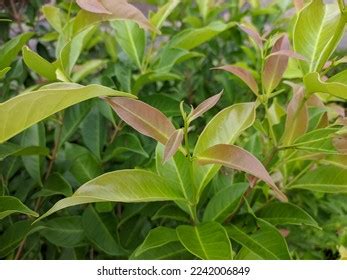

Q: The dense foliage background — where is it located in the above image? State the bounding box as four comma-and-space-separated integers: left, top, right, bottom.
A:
0, 0, 346, 260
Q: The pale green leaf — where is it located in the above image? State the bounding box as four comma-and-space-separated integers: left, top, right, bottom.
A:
0, 83, 133, 143
37, 170, 185, 221
150, 0, 180, 30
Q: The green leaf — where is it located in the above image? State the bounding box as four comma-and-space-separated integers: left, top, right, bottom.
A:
38, 170, 185, 221
60, 101, 92, 146
197, 0, 214, 21
132, 241, 189, 260
22, 46, 57, 81
41, 216, 85, 247
152, 204, 190, 222
82, 206, 125, 255
0, 196, 38, 219
0, 32, 33, 69
81, 107, 106, 160
72, 59, 106, 82
0, 83, 133, 143
289, 165, 347, 193
289, 127, 340, 154
226, 219, 291, 260
59, 26, 96, 76
32, 173, 73, 198
132, 227, 179, 258
21, 123, 45, 186
169, 21, 235, 50
293, 0, 347, 73
0, 220, 32, 258
42, 5, 65, 33
0, 67, 11, 79
203, 183, 249, 222
177, 222, 233, 260
103, 133, 148, 161
256, 202, 319, 228
150, 0, 180, 30
0, 143, 49, 161
193, 102, 256, 196
112, 20, 145, 69
304, 72, 347, 100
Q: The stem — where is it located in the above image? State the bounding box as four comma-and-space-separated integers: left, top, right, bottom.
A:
9, 0, 24, 33
183, 119, 191, 160
264, 102, 278, 146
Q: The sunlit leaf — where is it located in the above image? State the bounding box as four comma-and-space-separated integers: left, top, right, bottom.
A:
163, 129, 184, 163
0, 196, 38, 219
189, 91, 222, 122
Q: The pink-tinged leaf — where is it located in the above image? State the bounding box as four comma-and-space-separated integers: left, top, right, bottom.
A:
293, 0, 304, 12
214, 65, 258, 96
189, 91, 223, 122
196, 144, 288, 202
281, 85, 308, 145
238, 23, 264, 49
266, 50, 306, 61
76, 0, 112, 14
262, 35, 291, 94
76, 0, 157, 32
163, 129, 184, 163
107, 97, 175, 144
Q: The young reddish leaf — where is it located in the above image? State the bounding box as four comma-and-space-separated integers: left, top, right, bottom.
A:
107, 97, 175, 145
281, 84, 308, 145
293, 0, 304, 12
238, 23, 264, 49
262, 35, 291, 95
189, 91, 223, 122
214, 65, 258, 96
76, 0, 112, 14
163, 129, 184, 163
196, 144, 288, 202
76, 0, 157, 32
266, 50, 306, 61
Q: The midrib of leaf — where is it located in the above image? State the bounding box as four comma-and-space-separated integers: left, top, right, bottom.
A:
229, 225, 278, 259
309, 7, 328, 72
156, 247, 187, 260
194, 227, 209, 259
125, 22, 142, 69
91, 208, 118, 247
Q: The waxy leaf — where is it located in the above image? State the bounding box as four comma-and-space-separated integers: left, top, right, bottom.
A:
214, 65, 258, 96
203, 183, 249, 223
289, 165, 347, 193
293, 0, 347, 73
0, 143, 49, 161
281, 85, 308, 145
256, 202, 319, 228
177, 222, 233, 260
163, 129, 184, 163
197, 144, 287, 202
226, 219, 291, 260
0, 196, 38, 219
0, 67, 10, 79
189, 91, 222, 122
42, 5, 65, 32
262, 35, 290, 94
38, 170, 185, 221
304, 72, 347, 100
0, 83, 133, 143
193, 102, 256, 196
76, 0, 157, 32
107, 97, 175, 145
